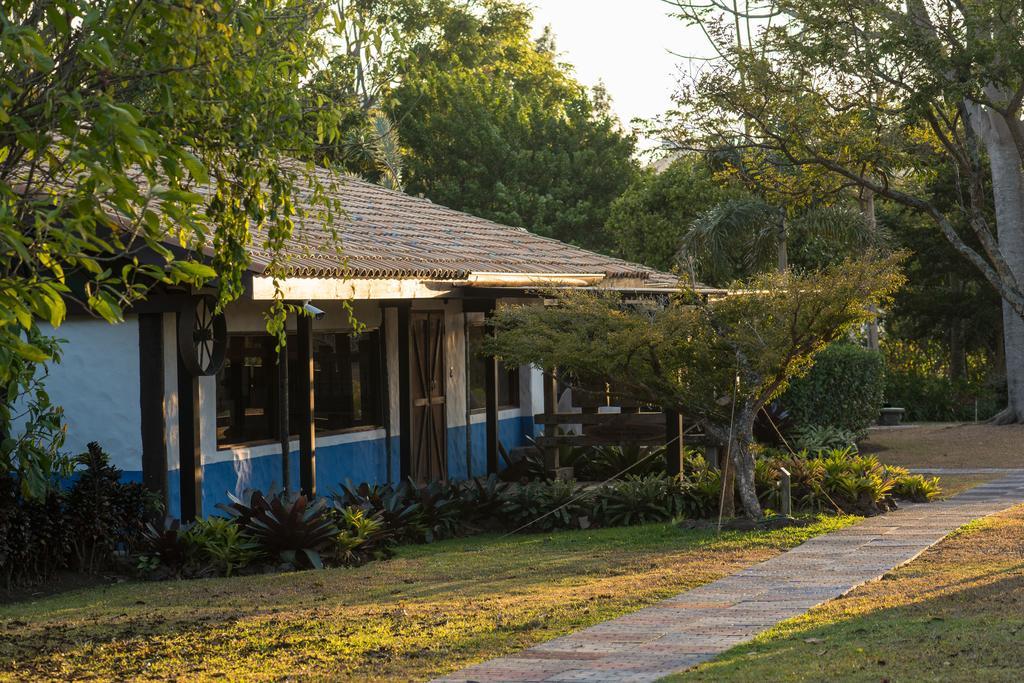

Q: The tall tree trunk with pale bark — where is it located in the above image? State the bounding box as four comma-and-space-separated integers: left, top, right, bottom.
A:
977, 107, 1024, 423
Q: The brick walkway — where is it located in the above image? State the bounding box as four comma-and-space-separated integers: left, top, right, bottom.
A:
436, 472, 1024, 683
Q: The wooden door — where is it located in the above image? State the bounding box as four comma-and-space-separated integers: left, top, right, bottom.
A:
410, 312, 447, 483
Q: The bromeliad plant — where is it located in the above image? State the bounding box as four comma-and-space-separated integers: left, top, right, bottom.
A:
593, 475, 685, 526
246, 493, 339, 570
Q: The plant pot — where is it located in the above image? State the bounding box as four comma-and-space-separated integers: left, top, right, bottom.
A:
878, 407, 906, 426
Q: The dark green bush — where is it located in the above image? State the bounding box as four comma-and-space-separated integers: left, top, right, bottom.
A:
501, 479, 592, 532
881, 339, 1003, 422
592, 475, 684, 526
65, 442, 159, 573
783, 343, 885, 436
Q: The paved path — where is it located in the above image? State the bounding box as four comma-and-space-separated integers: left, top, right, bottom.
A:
436, 472, 1024, 683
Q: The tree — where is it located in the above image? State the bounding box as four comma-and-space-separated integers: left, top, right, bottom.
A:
604, 155, 735, 271
2, 0, 355, 492
486, 253, 905, 518
391, 0, 638, 252
663, 0, 1024, 422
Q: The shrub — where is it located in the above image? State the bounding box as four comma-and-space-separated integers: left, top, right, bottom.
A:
676, 457, 723, 519
889, 472, 942, 502
138, 517, 199, 577
65, 442, 159, 573
593, 474, 684, 526
246, 492, 339, 570
459, 474, 510, 523
330, 506, 394, 567
882, 340, 1003, 421
188, 517, 261, 577
501, 479, 592, 532
571, 444, 667, 480
0, 477, 70, 589
407, 479, 463, 543
792, 424, 858, 454
783, 343, 885, 437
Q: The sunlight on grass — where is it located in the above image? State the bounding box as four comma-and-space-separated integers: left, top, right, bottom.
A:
0, 515, 855, 681
666, 505, 1024, 683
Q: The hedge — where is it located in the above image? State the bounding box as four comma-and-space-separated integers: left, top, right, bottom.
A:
783, 343, 885, 437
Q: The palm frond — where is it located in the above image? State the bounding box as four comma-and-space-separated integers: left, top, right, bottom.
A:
679, 198, 781, 284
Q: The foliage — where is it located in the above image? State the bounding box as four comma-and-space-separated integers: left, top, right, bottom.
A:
819, 451, 895, 515
592, 475, 685, 527
783, 343, 885, 438
501, 479, 591, 532
792, 424, 859, 455
605, 156, 735, 270
246, 493, 339, 570
330, 506, 394, 567
406, 479, 462, 543
0, 333, 70, 500
392, 0, 637, 251
0, 477, 70, 589
138, 518, 197, 577
569, 444, 668, 481
882, 464, 942, 503
675, 453, 725, 519
882, 339, 1004, 422
458, 474, 510, 522
188, 517, 261, 578
486, 255, 905, 518
0, 0, 360, 382
65, 443, 158, 573
667, 0, 1024, 421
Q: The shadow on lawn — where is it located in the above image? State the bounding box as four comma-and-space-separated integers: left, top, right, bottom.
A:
0, 523, 805, 679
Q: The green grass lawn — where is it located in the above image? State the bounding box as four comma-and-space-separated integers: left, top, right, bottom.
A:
666, 504, 1024, 683
0, 516, 855, 682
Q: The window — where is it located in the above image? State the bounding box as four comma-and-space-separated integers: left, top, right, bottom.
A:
467, 324, 520, 411
216, 330, 383, 448
312, 332, 382, 431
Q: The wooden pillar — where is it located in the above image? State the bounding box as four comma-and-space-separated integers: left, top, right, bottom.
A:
176, 314, 202, 522
395, 302, 413, 481
542, 369, 559, 473
664, 409, 684, 476
297, 314, 316, 496
138, 313, 167, 508
277, 343, 291, 492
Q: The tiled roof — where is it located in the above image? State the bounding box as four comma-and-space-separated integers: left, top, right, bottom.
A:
236, 168, 684, 288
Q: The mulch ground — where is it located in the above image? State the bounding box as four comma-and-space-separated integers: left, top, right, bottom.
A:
861, 422, 1024, 469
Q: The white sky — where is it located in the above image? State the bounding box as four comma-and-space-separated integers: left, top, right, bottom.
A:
529, 0, 714, 154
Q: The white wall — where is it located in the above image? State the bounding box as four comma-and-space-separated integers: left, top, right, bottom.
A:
36, 317, 143, 472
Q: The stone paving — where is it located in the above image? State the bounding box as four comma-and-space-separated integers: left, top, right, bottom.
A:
435, 471, 1024, 683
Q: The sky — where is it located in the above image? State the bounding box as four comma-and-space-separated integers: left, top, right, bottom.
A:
529, 0, 714, 153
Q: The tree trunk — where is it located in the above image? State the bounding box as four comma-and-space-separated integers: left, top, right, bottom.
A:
978, 107, 1024, 423
949, 319, 967, 382
729, 409, 763, 519
861, 190, 881, 351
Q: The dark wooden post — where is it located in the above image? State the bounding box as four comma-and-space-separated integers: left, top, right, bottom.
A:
277, 342, 291, 492
139, 313, 168, 508
176, 315, 202, 522
297, 314, 316, 496
395, 302, 413, 481
542, 369, 559, 474
664, 409, 685, 476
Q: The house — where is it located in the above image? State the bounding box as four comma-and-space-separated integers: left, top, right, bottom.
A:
41, 173, 691, 520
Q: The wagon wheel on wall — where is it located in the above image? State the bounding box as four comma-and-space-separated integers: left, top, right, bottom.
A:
178, 294, 227, 376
